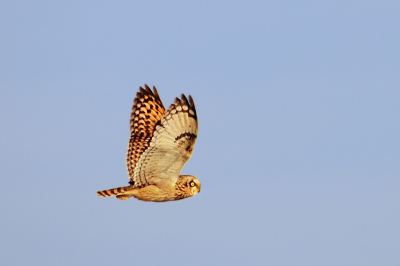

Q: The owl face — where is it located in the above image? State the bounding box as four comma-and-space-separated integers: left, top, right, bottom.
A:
187, 177, 201, 196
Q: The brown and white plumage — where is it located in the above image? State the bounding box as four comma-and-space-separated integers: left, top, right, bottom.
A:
96, 85, 200, 202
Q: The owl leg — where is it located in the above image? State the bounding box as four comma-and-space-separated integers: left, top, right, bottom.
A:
116, 194, 133, 200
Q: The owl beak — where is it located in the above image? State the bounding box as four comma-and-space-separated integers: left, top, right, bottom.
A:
196, 181, 201, 193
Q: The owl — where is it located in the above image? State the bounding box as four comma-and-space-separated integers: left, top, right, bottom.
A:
96, 85, 200, 202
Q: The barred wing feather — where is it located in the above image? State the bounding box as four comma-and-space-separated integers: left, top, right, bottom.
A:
126, 85, 165, 186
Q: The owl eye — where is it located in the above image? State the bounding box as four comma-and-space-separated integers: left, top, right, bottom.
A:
190, 181, 196, 187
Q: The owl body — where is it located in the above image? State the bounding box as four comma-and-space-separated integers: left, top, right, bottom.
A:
101, 175, 201, 202
96, 85, 200, 202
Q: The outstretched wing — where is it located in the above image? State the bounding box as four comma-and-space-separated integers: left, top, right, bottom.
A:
126, 85, 166, 185
129, 93, 198, 189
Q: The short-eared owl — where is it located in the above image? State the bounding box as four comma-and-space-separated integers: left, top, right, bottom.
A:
97, 85, 200, 202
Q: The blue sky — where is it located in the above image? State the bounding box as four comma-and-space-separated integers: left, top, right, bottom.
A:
1, 1, 399, 265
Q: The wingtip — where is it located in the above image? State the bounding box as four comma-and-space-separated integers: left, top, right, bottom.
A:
144, 84, 153, 95
188, 95, 194, 106
153, 86, 159, 97
181, 94, 189, 105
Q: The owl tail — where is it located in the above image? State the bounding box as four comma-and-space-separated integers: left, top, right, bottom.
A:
96, 185, 134, 200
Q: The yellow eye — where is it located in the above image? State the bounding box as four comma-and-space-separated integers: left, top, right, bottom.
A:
190, 181, 195, 187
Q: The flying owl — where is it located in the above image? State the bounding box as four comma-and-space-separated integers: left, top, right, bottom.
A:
96, 85, 200, 202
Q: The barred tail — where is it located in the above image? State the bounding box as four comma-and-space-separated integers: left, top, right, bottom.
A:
96, 185, 133, 200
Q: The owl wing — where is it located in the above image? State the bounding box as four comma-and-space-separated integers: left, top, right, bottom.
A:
126, 85, 166, 184
126, 85, 198, 189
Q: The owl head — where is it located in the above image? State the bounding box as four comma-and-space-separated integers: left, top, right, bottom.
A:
179, 175, 201, 197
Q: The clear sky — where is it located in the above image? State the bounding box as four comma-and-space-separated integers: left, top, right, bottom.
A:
1, 1, 399, 265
